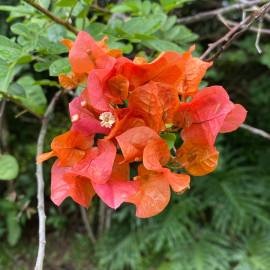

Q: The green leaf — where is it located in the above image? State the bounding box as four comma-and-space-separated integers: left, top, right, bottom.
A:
49, 58, 71, 76
9, 76, 47, 116
0, 154, 19, 181
160, 0, 192, 12
0, 60, 22, 93
86, 22, 107, 40
111, 0, 142, 14
47, 24, 67, 43
6, 211, 21, 246
56, 0, 77, 7
0, 35, 22, 63
122, 16, 165, 36
11, 23, 31, 37
143, 39, 183, 52
37, 36, 67, 55
160, 133, 176, 149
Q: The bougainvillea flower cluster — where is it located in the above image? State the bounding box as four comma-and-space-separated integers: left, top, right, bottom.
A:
38, 31, 247, 218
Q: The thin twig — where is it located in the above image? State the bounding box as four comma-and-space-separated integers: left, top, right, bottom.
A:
79, 206, 96, 244
23, 0, 78, 35
255, 18, 263, 53
218, 14, 270, 35
200, 1, 270, 61
241, 124, 270, 140
105, 208, 112, 231
35, 90, 62, 270
98, 202, 106, 237
177, 0, 266, 24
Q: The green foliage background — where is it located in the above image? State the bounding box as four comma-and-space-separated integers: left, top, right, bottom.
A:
0, 0, 270, 269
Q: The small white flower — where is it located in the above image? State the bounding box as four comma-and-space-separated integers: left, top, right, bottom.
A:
80, 100, 87, 107
99, 112, 115, 128
71, 114, 79, 122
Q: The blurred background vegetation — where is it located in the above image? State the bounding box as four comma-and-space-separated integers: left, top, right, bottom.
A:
0, 0, 270, 269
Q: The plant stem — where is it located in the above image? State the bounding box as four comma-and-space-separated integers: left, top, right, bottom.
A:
34, 90, 62, 270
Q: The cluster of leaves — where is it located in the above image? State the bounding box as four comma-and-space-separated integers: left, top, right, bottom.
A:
0, 1, 270, 269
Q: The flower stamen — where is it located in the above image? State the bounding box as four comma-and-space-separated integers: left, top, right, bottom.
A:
99, 112, 115, 128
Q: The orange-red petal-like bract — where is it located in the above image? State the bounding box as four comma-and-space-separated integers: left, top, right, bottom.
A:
41, 31, 247, 218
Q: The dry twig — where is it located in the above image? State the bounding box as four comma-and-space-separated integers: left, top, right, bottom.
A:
200, 1, 270, 61
35, 90, 62, 270
177, 0, 266, 24
241, 124, 270, 140
80, 206, 96, 244
217, 14, 270, 35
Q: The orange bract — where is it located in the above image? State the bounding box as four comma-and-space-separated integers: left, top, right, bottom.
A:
51, 161, 95, 208
106, 74, 129, 104
69, 31, 115, 74
116, 126, 160, 162
176, 142, 219, 176
59, 72, 87, 90
37, 130, 92, 166
178, 46, 212, 98
117, 51, 186, 90
92, 155, 138, 209
179, 86, 234, 145
128, 81, 179, 132
126, 168, 171, 218
143, 138, 171, 172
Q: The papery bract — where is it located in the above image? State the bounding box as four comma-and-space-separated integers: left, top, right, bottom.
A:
69, 95, 110, 135
51, 161, 95, 207
176, 142, 219, 176
106, 108, 145, 139
37, 130, 92, 166
178, 46, 212, 97
116, 126, 160, 162
143, 138, 170, 172
179, 86, 236, 145
128, 81, 179, 132
73, 139, 116, 184
92, 155, 138, 209
126, 168, 171, 218
126, 166, 190, 218
59, 72, 87, 90
69, 31, 113, 74
117, 51, 186, 90
220, 104, 247, 133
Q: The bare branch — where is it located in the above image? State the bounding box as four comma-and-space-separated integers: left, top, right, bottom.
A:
177, 0, 266, 24
200, 1, 270, 61
23, 0, 78, 35
241, 124, 270, 140
79, 206, 96, 245
255, 18, 263, 53
218, 14, 270, 35
35, 90, 62, 270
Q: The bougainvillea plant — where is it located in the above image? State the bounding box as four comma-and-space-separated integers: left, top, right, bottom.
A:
38, 31, 247, 218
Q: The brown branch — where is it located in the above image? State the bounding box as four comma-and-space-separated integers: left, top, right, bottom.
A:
218, 14, 270, 34
35, 90, 62, 270
177, 0, 266, 24
241, 124, 270, 140
79, 206, 96, 245
200, 1, 270, 61
23, 0, 78, 35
